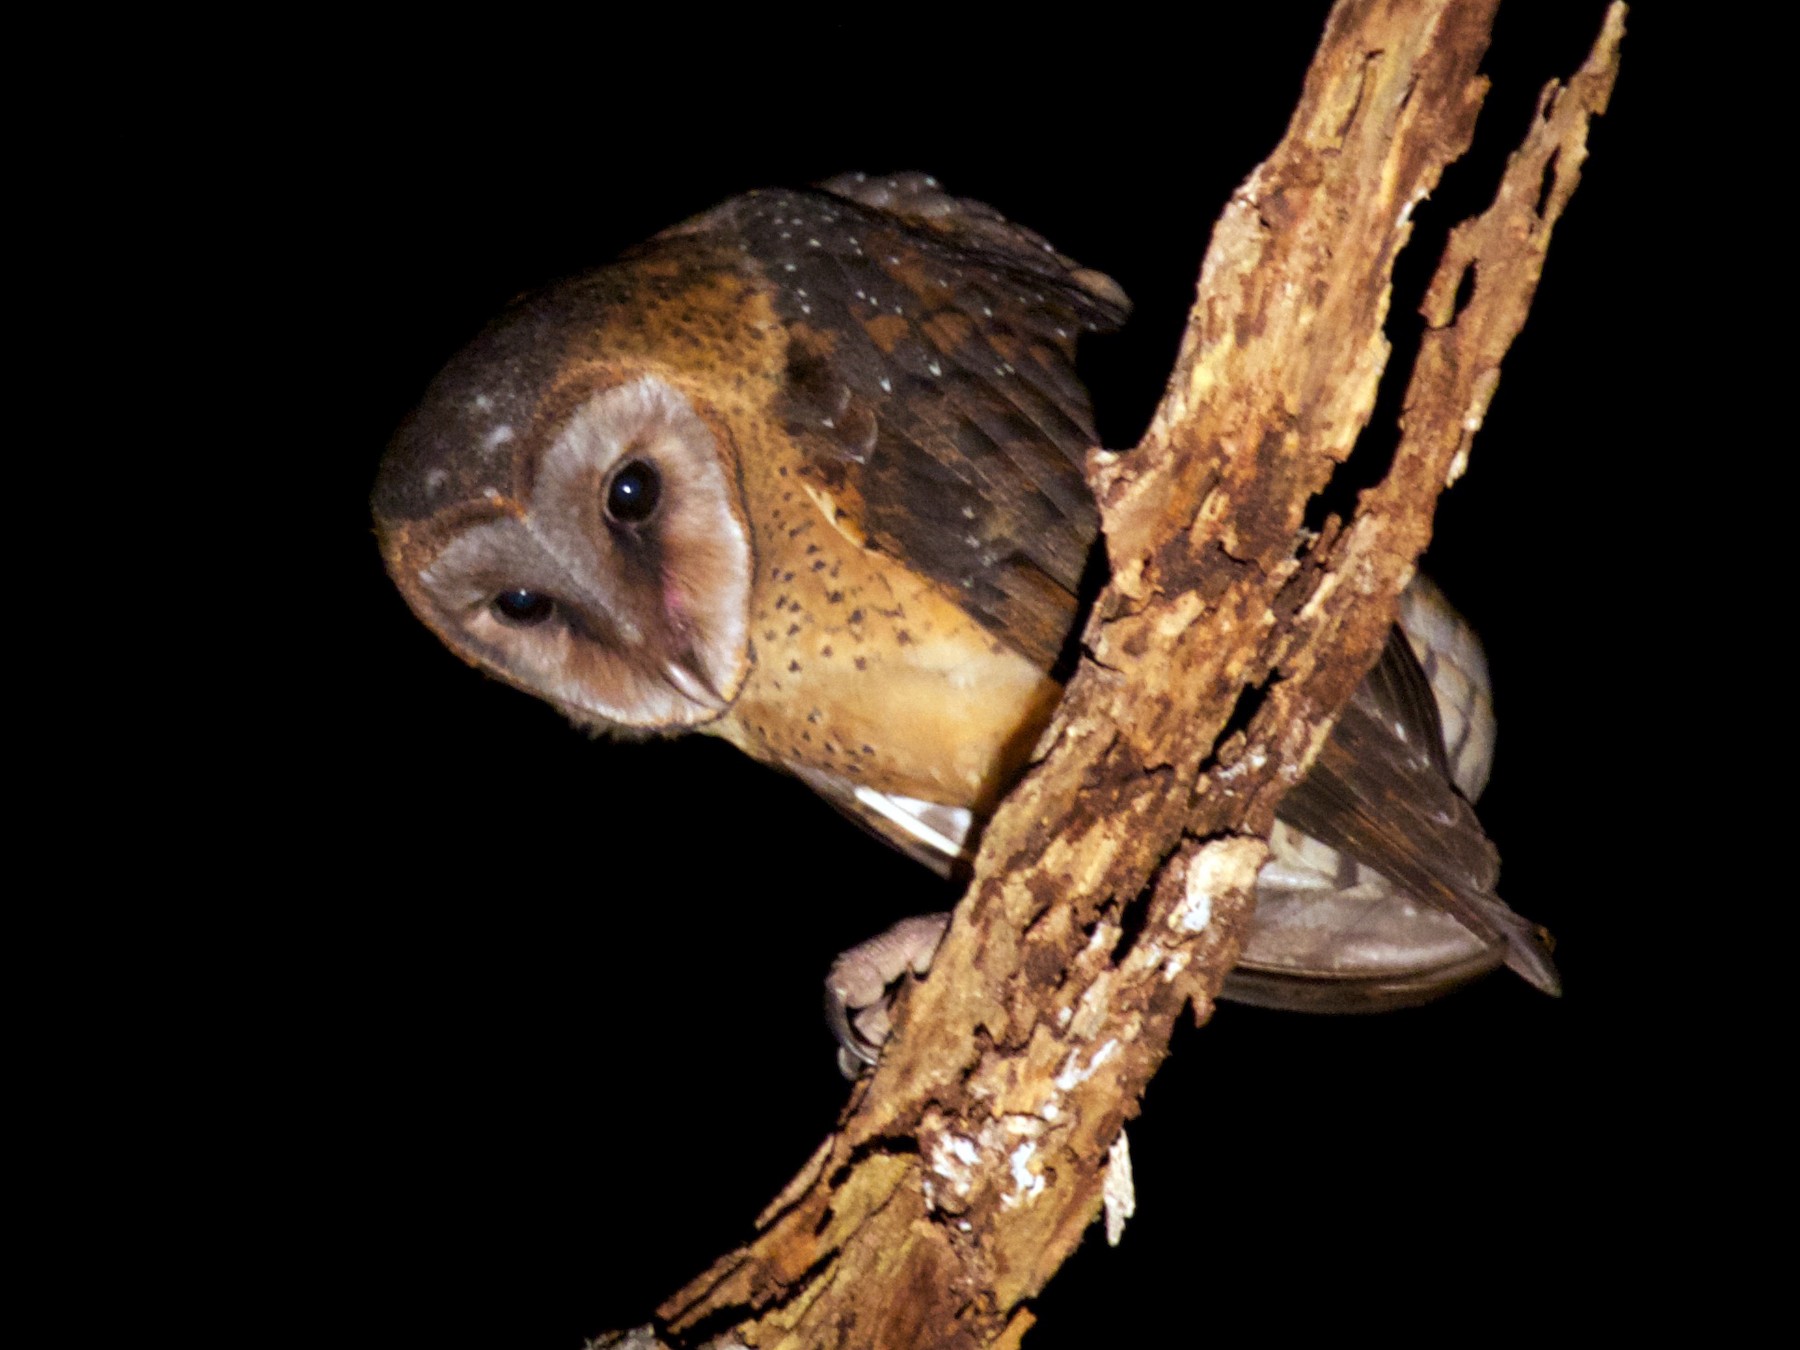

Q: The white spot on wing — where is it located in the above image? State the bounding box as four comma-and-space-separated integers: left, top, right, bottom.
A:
853, 787, 972, 859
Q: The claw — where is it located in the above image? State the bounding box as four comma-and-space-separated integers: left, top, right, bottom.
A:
824, 912, 950, 1077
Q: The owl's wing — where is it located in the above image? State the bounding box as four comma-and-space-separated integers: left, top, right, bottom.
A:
677, 176, 1128, 671
664, 182, 1557, 1010
787, 764, 972, 879
1260, 629, 1562, 1000
804, 600, 1559, 1012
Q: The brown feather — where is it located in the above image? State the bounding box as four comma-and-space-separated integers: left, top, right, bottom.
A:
1273, 632, 1559, 995
374, 176, 1558, 1015
681, 183, 1126, 670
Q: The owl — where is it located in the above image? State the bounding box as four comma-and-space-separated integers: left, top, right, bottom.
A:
372, 173, 1558, 1053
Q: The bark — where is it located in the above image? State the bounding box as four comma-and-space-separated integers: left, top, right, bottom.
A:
613, 2, 1626, 1345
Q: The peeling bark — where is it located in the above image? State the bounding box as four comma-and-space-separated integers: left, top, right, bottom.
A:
611, 2, 1626, 1345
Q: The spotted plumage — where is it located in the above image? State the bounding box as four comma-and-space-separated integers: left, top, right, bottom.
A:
373, 174, 1558, 1020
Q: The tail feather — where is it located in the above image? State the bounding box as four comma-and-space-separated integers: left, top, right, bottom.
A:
1493, 903, 1562, 997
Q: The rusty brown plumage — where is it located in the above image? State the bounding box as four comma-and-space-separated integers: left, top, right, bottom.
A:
374, 176, 1126, 812
373, 173, 1557, 1016
670, 174, 1127, 670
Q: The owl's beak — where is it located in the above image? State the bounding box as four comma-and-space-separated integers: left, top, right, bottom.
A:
661, 649, 731, 714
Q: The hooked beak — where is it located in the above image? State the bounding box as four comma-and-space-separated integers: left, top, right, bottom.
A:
661, 647, 731, 714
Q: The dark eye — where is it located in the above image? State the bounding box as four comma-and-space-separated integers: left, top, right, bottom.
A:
606, 458, 662, 523
491, 588, 556, 625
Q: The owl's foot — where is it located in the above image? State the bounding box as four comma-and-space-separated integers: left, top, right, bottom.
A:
825, 912, 950, 1078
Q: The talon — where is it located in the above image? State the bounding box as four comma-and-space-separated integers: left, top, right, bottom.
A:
824, 912, 950, 1077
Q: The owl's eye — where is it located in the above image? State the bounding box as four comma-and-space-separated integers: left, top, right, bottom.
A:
491, 588, 556, 625
606, 459, 662, 524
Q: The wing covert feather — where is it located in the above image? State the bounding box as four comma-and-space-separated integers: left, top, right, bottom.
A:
673, 179, 1128, 671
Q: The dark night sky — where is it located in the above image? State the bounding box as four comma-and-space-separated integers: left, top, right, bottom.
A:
279, 7, 1672, 1343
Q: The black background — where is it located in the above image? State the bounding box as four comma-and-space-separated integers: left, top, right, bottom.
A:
285, 6, 1669, 1343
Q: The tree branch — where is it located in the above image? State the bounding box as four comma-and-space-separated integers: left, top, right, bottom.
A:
619, 3, 1625, 1345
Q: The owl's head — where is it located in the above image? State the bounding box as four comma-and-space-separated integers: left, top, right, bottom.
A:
373, 278, 754, 735
377, 177, 1126, 750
